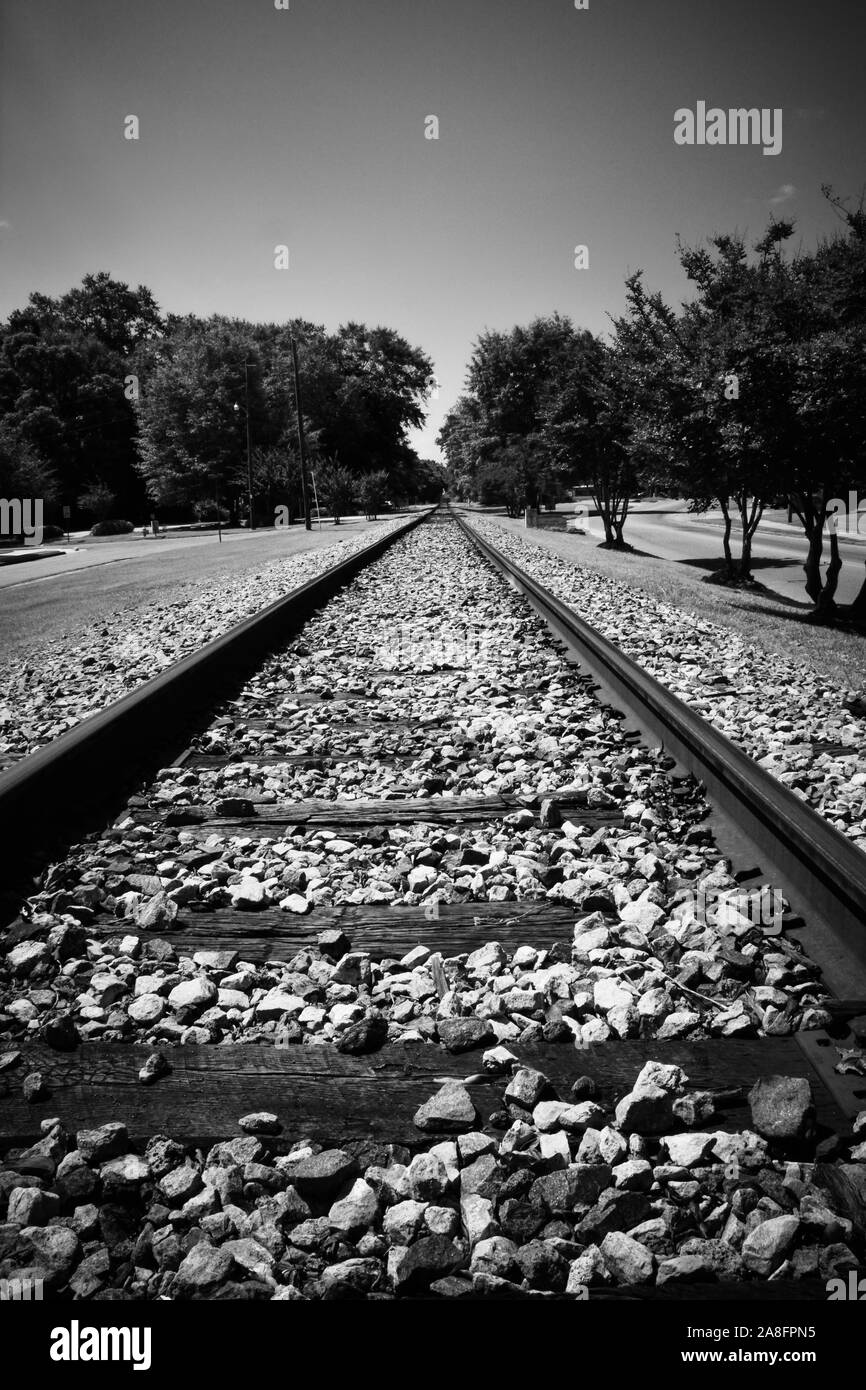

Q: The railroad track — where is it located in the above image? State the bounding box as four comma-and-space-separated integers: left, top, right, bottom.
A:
1, 505, 865, 1302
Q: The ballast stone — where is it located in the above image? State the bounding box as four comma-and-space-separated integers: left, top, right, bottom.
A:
748, 1076, 814, 1140
413, 1082, 477, 1133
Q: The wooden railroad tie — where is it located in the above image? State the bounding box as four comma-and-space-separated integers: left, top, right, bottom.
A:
0, 1037, 849, 1150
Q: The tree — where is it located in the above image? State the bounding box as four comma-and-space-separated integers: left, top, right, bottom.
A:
357, 469, 389, 519
134, 317, 273, 521
412, 458, 447, 503
786, 327, 866, 613
0, 421, 58, 506
134, 315, 436, 520
439, 317, 585, 510
612, 226, 799, 581
0, 273, 161, 525
782, 190, 866, 616
58, 271, 162, 357
478, 455, 525, 516
615, 201, 866, 607
440, 188, 866, 613
466, 315, 578, 508
542, 332, 635, 546
315, 460, 355, 524
2, 279, 439, 528
438, 396, 485, 499
287, 323, 434, 476
77, 481, 116, 521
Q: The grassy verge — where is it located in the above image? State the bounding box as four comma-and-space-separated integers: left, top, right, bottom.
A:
477, 511, 866, 690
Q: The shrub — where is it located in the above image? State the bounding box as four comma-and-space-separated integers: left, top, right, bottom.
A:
41, 524, 66, 540
192, 499, 230, 523
78, 483, 116, 520
357, 470, 389, 520
315, 462, 356, 525
91, 519, 135, 536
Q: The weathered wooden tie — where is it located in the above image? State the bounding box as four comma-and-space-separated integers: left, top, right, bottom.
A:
118, 792, 625, 835
0, 1037, 848, 1149
90, 901, 587, 962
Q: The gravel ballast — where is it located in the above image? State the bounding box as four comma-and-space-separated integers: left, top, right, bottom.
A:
0, 519, 405, 769
1, 521, 833, 1050
1, 515, 861, 1302
462, 515, 866, 854
1, 1058, 863, 1300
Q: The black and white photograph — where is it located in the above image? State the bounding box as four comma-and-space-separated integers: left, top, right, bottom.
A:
1, 0, 865, 1366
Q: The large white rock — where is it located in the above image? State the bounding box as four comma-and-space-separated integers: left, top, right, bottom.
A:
168, 978, 217, 1012
741, 1216, 801, 1276
593, 978, 634, 1012
328, 1179, 380, 1233
663, 1133, 715, 1167
600, 1231, 655, 1284
255, 989, 305, 1020
128, 994, 165, 1024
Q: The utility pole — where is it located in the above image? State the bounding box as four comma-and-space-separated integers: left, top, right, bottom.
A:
310, 469, 322, 528
244, 362, 254, 530
290, 335, 312, 531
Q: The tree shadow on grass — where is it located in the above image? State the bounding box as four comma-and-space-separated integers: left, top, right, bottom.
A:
589, 541, 660, 560
727, 599, 815, 621
677, 556, 794, 573
674, 555, 811, 606
726, 598, 866, 636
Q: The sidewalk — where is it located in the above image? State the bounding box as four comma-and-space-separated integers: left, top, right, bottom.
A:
686, 513, 866, 547
556, 498, 866, 548
0, 547, 73, 566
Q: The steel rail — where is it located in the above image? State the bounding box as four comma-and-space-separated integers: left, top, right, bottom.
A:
454, 511, 866, 1003
0, 509, 432, 868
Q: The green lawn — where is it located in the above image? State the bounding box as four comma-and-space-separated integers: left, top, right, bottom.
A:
478, 512, 866, 691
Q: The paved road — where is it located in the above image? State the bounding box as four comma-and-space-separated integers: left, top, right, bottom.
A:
596, 512, 866, 606
0, 520, 378, 591
0, 530, 259, 591
0, 520, 385, 650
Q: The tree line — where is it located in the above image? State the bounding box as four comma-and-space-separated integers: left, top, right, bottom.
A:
0, 272, 444, 531
439, 186, 866, 618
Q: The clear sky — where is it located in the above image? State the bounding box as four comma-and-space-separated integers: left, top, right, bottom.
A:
1, 0, 865, 459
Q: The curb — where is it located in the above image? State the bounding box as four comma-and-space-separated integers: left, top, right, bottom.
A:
0, 549, 66, 567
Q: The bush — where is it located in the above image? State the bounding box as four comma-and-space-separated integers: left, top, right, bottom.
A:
41, 524, 66, 540
315, 462, 356, 525
91, 519, 135, 536
192, 499, 230, 523
357, 470, 389, 520
78, 483, 116, 521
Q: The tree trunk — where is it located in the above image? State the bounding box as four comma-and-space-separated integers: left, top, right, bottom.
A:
718, 496, 733, 570
803, 523, 825, 605
734, 494, 750, 579
849, 564, 866, 621
812, 529, 842, 620
709, 495, 760, 585
790, 488, 845, 615
739, 496, 764, 581
593, 478, 622, 548
740, 528, 754, 580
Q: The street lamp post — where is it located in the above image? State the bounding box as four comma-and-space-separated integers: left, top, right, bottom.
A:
290, 336, 312, 531
233, 363, 255, 530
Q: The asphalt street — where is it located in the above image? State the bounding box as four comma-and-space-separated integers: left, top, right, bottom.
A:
0, 520, 384, 650
584, 511, 866, 607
